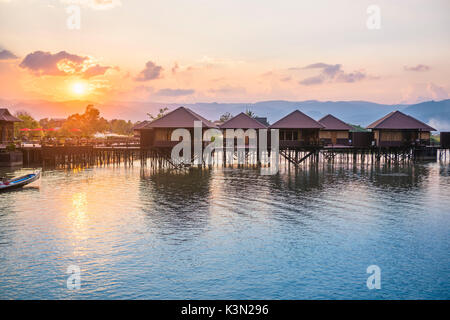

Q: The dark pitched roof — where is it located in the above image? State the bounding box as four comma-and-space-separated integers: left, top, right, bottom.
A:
255, 117, 270, 127
137, 107, 218, 129
318, 114, 353, 131
270, 110, 324, 129
220, 112, 268, 129
132, 120, 150, 130
0, 108, 22, 122
366, 111, 436, 131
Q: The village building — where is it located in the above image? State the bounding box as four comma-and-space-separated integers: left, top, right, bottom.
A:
0, 108, 22, 146
269, 110, 324, 147
134, 106, 218, 149
219, 112, 268, 145
366, 111, 436, 147
318, 114, 353, 146
255, 117, 270, 127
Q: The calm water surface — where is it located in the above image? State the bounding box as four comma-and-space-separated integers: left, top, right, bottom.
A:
0, 162, 449, 299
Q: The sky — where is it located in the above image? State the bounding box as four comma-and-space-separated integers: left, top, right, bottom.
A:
0, 0, 449, 105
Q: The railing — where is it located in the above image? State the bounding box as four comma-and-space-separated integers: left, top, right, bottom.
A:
17, 137, 140, 148
279, 140, 323, 148
377, 140, 432, 148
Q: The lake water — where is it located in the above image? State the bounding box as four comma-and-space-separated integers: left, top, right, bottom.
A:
0, 161, 449, 299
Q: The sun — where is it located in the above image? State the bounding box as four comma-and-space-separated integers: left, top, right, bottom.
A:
71, 82, 87, 96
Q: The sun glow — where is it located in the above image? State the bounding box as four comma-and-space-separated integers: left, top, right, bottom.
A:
71, 82, 87, 96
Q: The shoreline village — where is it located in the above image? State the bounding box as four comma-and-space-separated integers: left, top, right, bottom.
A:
2, 106, 449, 170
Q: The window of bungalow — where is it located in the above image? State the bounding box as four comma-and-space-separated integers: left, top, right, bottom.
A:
166, 129, 173, 141
293, 131, 298, 141
285, 130, 293, 140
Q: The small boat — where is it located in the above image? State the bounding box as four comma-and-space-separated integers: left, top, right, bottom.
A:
0, 170, 41, 192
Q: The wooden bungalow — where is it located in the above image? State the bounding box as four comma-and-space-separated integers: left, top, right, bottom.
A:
219, 112, 268, 146
318, 114, 353, 146
367, 111, 436, 147
0, 108, 22, 146
269, 110, 324, 148
135, 106, 218, 149
441, 132, 450, 149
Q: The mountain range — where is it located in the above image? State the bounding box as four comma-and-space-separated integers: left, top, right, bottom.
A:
1, 98, 450, 131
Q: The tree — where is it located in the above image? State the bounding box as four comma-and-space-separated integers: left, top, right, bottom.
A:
349, 124, 369, 132
14, 111, 42, 138
62, 105, 108, 137
147, 107, 169, 120
219, 112, 233, 122
110, 119, 134, 135
245, 109, 256, 118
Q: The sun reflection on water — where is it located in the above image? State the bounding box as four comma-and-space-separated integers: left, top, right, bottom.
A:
69, 192, 88, 232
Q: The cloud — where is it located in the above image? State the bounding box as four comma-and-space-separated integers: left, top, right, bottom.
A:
427, 119, 450, 132
303, 63, 336, 70
60, 0, 121, 10
426, 83, 448, 100
208, 85, 246, 95
299, 63, 368, 85
155, 88, 195, 96
0, 49, 17, 60
401, 82, 448, 103
280, 76, 292, 82
336, 70, 367, 83
82, 64, 111, 78
260, 71, 274, 77
135, 61, 163, 81
20, 50, 88, 75
299, 75, 324, 85
171, 62, 179, 75
19, 50, 112, 79
404, 64, 430, 72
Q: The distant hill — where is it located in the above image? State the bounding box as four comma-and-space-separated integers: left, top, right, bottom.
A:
1, 98, 449, 131
401, 100, 450, 131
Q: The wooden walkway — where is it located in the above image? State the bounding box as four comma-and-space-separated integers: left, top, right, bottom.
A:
19, 144, 447, 169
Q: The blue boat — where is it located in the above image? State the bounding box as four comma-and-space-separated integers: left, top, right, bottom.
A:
0, 170, 41, 192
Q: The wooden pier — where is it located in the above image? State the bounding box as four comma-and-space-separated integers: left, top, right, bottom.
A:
18, 144, 449, 170
278, 145, 446, 168
21, 146, 141, 168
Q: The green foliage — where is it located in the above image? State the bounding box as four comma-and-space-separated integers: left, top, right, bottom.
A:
109, 119, 135, 135
219, 112, 233, 122
14, 111, 42, 138
62, 105, 109, 136
14, 106, 141, 140
39, 118, 64, 129
245, 109, 256, 118
349, 124, 369, 132
148, 107, 169, 120
6, 143, 16, 151
431, 134, 440, 144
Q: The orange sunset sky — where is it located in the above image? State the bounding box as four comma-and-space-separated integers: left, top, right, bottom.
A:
0, 0, 449, 105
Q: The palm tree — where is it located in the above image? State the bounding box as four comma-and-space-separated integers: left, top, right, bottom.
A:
219, 112, 233, 122
245, 109, 256, 118
147, 107, 169, 120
